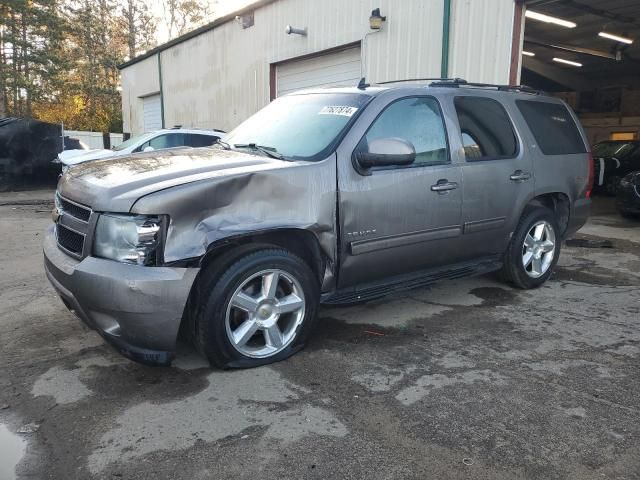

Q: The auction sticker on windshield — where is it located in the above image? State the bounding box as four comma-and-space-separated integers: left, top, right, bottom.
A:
319, 106, 359, 117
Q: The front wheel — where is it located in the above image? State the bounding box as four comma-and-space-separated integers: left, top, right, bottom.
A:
196, 248, 319, 368
501, 208, 561, 289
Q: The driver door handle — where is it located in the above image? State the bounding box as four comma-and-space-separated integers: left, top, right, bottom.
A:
431, 179, 459, 193
510, 170, 531, 182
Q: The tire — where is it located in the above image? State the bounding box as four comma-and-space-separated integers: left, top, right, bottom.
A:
605, 176, 621, 196
195, 247, 319, 369
501, 207, 561, 289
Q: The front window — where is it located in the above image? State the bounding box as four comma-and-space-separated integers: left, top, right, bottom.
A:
112, 133, 153, 151
224, 93, 371, 161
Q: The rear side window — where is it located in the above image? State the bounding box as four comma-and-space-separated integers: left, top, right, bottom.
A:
516, 100, 586, 155
454, 96, 518, 161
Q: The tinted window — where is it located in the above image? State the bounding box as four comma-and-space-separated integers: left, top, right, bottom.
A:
592, 141, 637, 159
357, 97, 448, 168
149, 133, 183, 149
186, 134, 218, 148
454, 96, 517, 161
516, 100, 586, 155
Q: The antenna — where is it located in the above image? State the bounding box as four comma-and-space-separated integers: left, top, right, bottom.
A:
357, 77, 370, 90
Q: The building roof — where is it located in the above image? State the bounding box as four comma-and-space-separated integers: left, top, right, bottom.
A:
118, 0, 278, 70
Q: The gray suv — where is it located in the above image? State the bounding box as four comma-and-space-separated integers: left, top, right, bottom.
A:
44, 79, 593, 368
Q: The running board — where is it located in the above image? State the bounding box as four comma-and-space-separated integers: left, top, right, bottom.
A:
321, 256, 502, 305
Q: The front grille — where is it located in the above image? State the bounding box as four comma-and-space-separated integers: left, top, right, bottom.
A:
58, 195, 91, 222
56, 224, 85, 254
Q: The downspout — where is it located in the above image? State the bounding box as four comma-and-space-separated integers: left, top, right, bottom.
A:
440, 0, 451, 78
157, 51, 165, 129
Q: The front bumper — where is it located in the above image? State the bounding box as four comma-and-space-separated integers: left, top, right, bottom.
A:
565, 198, 591, 237
43, 225, 199, 365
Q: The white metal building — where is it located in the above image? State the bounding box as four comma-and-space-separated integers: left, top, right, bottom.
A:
119, 0, 525, 136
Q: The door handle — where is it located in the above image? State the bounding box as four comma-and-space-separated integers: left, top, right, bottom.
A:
510, 170, 531, 182
431, 179, 458, 193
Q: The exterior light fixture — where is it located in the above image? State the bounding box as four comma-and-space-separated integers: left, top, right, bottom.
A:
369, 8, 386, 30
525, 10, 576, 28
285, 25, 307, 36
598, 32, 633, 45
522, 50, 535, 57
553, 57, 582, 67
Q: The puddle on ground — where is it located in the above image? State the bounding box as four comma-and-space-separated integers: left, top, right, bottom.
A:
0, 423, 26, 480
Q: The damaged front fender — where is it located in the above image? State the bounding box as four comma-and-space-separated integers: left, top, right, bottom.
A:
130, 155, 338, 289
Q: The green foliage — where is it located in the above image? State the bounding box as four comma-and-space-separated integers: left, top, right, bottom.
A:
0, 0, 159, 132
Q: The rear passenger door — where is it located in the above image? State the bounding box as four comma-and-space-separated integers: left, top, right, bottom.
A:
452, 95, 534, 258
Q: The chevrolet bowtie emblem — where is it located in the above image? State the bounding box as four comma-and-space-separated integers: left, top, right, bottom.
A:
51, 206, 62, 223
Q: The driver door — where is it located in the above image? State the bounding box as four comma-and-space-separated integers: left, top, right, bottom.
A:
337, 96, 464, 288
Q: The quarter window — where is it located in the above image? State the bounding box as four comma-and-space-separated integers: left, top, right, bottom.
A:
516, 100, 587, 155
454, 96, 518, 161
356, 96, 449, 168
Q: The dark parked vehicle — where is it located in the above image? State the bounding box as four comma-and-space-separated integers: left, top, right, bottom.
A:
592, 140, 640, 195
44, 79, 592, 368
616, 171, 640, 217
0, 117, 82, 188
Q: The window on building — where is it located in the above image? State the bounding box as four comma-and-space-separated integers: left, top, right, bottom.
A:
516, 100, 586, 155
356, 96, 449, 169
454, 96, 517, 161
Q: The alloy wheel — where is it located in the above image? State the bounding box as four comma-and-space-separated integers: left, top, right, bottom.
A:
225, 269, 306, 358
521, 220, 556, 278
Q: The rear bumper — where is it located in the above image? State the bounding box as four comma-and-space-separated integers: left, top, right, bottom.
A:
43, 225, 199, 365
565, 198, 591, 237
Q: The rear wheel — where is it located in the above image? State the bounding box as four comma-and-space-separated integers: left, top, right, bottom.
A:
501, 208, 560, 289
195, 248, 319, 368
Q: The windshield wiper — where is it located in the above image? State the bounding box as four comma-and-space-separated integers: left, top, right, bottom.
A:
232, 143, 285, 160
215, 138, 231, 150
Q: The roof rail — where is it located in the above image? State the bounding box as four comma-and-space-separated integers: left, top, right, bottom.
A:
376, 77, 466, 85
429, 78, 542, 95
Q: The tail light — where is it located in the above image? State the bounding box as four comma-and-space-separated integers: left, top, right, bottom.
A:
585, 152, 594, 198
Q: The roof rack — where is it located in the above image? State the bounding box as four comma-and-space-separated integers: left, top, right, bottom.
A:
376, 77, 464, 85
429, 78, 542, 95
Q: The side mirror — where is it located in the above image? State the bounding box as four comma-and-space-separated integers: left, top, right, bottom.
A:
143, 146, 155, 152
356, 138, 416, 174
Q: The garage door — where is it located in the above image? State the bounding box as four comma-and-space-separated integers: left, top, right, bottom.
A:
142, 94, 162, 132
276, 47, 362, 97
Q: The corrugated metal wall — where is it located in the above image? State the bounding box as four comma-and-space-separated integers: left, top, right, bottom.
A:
448, 0, 515, 84
121, 0, 516, 135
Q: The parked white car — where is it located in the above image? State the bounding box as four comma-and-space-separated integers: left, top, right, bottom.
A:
57, 128, 225, 172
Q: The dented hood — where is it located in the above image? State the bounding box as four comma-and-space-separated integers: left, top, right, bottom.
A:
57, 147, 292, 212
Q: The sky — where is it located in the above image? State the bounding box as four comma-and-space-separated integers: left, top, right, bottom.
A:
152, 0, 257, 43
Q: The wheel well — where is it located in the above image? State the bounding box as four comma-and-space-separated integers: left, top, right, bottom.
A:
524, 193, 570, 235
178, 229, 327, 344
199, 229, 326, 284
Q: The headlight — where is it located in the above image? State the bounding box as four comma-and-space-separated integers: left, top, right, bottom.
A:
93, 214, 164, 265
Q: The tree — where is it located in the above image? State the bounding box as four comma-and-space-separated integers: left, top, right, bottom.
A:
0, 0, 67, 118
162, 0, 214, 39
119, 0, 157, 59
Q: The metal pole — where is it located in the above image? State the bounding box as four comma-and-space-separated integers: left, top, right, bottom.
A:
441, 0, 452, 78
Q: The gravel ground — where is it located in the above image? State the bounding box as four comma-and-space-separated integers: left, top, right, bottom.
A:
1, 192, 639, 480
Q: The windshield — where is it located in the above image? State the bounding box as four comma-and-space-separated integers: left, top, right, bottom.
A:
224, 92, 371, 161
112, 132, 153, 151
592, 141, 637, 158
